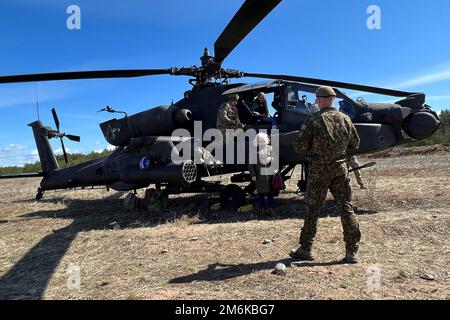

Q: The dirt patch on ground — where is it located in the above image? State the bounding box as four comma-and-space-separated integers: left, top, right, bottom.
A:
0, 153, 449, 300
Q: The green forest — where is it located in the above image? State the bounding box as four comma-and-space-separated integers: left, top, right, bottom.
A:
1, 109, 449, 175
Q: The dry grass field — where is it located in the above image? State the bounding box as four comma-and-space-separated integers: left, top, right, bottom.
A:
0, 147, 449, 300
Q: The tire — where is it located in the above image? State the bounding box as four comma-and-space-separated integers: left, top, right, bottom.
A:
150, 189, 170, 211
143, 188, 156, 209
220, 184, 246, 211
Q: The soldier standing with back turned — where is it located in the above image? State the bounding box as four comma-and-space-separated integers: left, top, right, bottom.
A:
290, 86, 362, 263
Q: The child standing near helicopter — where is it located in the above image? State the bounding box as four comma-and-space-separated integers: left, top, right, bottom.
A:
249, 132, 276, 216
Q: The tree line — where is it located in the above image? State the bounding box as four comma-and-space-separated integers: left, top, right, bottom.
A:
0, 149, 113, 175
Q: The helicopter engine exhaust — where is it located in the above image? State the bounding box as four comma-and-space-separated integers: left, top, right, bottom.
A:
120, 161, 197, 185
100, 106, 193, 147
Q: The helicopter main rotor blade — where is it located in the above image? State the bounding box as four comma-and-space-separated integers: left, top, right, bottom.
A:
51, 108, 60, 131
243, 72, 418, 97
214, 0, 282, 65
0, 69, 174, 84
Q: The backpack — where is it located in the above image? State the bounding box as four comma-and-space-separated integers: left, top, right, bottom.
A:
272, 172, 286, 193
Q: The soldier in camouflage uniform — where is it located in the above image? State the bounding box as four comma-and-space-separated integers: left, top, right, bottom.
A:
290, 86, 362, 263
216, 94, 244, 143
346, 155, 366, 189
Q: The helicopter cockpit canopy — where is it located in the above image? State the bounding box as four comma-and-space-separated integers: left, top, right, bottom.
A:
222, 80, 359, 130
222, 80, 284, 125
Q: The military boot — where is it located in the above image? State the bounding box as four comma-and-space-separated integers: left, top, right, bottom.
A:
343, 248, 358, 264
289, 247, 314, 261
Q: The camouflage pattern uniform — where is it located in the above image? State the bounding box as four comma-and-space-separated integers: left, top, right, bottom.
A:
346, 155, 365, 188
216, 102, 244, 142
293, 108, 361, 253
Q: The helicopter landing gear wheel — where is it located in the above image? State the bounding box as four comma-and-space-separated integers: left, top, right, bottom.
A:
36, 188, 44, 201
243, 181, 257, 196
149, 189, 169, 211
220, 184, 246, 211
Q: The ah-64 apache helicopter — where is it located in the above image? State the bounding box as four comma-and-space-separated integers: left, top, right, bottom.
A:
0, 0, 441, 209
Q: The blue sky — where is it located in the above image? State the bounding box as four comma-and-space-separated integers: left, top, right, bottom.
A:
1, 0, 450, 166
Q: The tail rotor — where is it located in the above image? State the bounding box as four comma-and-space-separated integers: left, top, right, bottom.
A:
51, 108, 80, 163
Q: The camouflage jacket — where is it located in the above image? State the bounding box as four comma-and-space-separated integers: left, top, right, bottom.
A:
216, 102, 244, 135
293, 108, 360, 166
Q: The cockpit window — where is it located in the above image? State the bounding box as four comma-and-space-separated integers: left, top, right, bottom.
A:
339, 99, 355, 119
285, 85, 318, 115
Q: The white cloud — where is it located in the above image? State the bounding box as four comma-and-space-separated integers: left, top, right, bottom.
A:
0, 146, 39, 167
389, 62, 450, 90
348, 61, 450, 99
0, 144, 27, 152
106, 144, 116, 151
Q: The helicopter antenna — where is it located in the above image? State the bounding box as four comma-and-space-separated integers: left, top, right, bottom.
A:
35, 82, 40, 121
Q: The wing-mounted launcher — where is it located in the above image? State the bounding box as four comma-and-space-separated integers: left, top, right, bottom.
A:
99, 106, 193, 146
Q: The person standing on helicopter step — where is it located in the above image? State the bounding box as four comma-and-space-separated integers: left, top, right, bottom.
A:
216, 93, 244, 143
248, 132, 276, 216
290, 86, 362, 264
347, 155, 366, 189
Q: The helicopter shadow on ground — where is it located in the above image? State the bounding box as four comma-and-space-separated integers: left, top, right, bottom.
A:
0, 192, 152, 300
0, 192, 218, 299
0, 192, 377, 299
